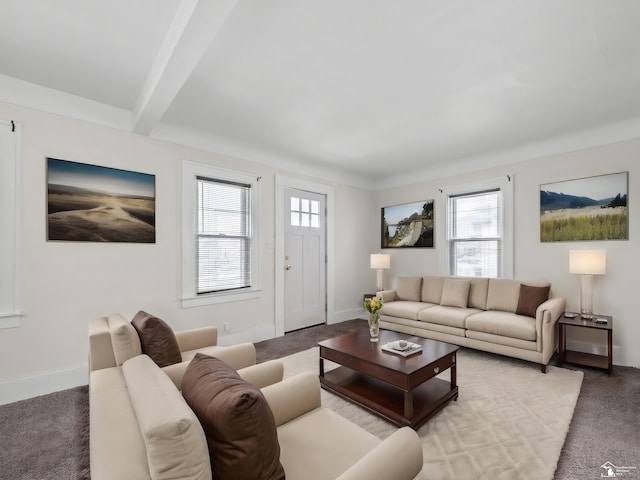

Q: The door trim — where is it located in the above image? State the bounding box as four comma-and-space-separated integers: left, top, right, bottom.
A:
275, 176, 334, 337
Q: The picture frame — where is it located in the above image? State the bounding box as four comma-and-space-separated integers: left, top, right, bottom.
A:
47, 158, 156, 243
381, 200, 434, 248
540, 172, 628, 242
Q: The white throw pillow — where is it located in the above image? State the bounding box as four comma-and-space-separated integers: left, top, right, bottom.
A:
440, 278, 471, 308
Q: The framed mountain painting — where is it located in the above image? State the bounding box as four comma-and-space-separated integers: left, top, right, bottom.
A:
540, 172, 628, 242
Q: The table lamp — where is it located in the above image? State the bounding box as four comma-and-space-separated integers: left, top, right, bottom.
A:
370, 254, 390, 291
569, 249, 606, 318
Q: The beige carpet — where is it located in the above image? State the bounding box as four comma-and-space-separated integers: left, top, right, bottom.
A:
279, 347, 583, 480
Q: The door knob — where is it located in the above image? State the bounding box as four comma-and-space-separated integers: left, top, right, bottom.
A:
285, 264, 292, 271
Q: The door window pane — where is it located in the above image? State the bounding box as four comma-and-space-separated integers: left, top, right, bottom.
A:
290, 195, 320, 228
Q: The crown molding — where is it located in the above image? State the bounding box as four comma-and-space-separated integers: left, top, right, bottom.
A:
0, 74, 131, 131
374, 117, 640, 190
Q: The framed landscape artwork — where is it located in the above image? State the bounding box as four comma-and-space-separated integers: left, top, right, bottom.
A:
47, 158, 156, 243
381, 200, 434, 248
540, 172, 628, 242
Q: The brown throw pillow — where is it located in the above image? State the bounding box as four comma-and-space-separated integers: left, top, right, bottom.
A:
182, 354, 285, 480
131, 311, 182, 367
516, 284, 551, 318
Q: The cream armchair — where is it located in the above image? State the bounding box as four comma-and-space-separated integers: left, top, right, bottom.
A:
261, 371, 424, 480
90, 353, 285, 480
88, 314, 256, 375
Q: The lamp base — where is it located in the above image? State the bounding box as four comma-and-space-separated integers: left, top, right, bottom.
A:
579, 274, 594, 318
376, 269, 384, 292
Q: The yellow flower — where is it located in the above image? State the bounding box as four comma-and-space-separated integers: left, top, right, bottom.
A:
364, 296, 384, 314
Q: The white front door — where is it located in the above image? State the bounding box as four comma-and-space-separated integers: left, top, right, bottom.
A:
284, 188, 326, 332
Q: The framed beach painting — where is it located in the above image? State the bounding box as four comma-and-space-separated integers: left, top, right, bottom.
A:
47, 158, 156, 243
381, 200, 434, 248
540, 172, 628, 242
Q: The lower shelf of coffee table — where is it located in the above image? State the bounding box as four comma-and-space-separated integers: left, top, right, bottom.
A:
320, 366, 457, 429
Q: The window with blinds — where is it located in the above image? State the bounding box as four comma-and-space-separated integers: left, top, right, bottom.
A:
448, 189, 502, 277
197, 177, 252, 294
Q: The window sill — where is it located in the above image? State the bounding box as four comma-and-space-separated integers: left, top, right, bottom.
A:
0, 313, 23, 329
181, 290, 261, 308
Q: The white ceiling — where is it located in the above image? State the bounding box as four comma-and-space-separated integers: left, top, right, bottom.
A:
2, 0, 640, 189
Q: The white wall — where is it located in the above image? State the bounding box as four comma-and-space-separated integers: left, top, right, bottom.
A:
0, 102, 371, 403
3, 97, 636, 404
374, 139, 640, 368
334, 185, 377, 316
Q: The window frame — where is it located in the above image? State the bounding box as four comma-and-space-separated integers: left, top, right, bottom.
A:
0, 120, 22, 329
181, 161, 261, 308
438, 175, 514, 279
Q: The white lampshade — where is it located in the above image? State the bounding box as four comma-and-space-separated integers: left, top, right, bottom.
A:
569, 249, 606, 318
569, 250, 606, 275
370, 254, 390, 270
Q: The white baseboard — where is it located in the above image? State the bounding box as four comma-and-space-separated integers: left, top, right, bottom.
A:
0, 365, 88, 406
330, 309, 366, 324
218, 324, 276, 346
1, 325, 275, 405
3, 316, 441, 406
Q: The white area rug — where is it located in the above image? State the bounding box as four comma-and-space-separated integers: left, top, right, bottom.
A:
279, 347, 583, 480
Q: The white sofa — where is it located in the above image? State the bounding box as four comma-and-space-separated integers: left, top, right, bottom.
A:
378, 276, 566, 372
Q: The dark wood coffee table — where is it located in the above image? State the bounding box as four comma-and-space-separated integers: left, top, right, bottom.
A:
318, 329, 459, 429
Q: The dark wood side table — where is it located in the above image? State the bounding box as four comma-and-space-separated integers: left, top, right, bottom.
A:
557, 313, 613, 374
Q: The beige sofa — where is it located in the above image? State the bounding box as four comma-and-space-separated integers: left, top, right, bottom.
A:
89, 316, 424, 480
378, 276, 566, 372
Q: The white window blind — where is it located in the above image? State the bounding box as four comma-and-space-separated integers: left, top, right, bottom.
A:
449, 190, 502, 277
197, 177, 252, 294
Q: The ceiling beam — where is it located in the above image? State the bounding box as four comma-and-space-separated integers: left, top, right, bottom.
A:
132, 0, 239, 135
